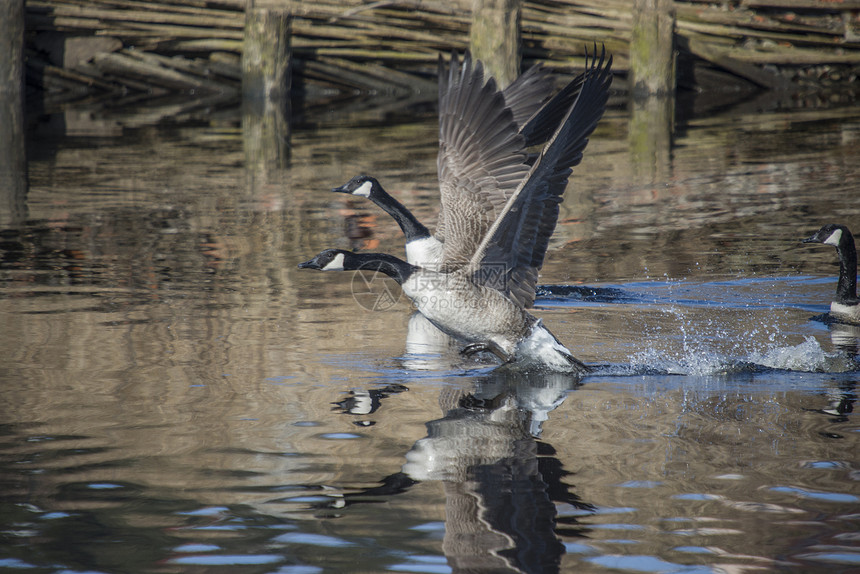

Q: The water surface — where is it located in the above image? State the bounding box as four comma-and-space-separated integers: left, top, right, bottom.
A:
1, 93, 859, 573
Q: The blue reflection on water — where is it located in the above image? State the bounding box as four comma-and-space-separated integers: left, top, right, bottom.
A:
273, 532, 356, 547
319, 432, 364, 440
617, 481, 663, 488
770, 486, 860, 503
0, 558, 37, 569
795, 552, 860, 565
388, 554, 450, 574
672, 493, 722, 501
564, 542, 597, 554
168, 554, 284, 565
586, 554, 718, 573
673, 546, 718, 555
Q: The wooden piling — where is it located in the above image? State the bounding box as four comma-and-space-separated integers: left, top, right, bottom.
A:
630, 0, 676, 98
629, 95, 673, 185
0, 0, 28, 227
243, 97, 290, 177
470, 0, 522, 89
242, 0, 292, 102
1, 0, 25, 95
242, 0, 292, 176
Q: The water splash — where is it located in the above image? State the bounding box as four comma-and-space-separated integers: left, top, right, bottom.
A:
749, 337, 827, 371
620, 306, 858, 376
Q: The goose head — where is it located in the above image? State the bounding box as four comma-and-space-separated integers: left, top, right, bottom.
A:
332, 175, 381, 199
802, 223, 852, 249
298, 249, 351, 271
298, 248, 416, 284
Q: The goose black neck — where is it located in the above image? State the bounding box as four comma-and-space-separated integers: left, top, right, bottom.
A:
345, 252, 417, 285
835, 233, 859, 303
370, 186, 431, 241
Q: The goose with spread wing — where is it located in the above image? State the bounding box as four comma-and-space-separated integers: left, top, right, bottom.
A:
300, 49, 612, 373
332, 53, 587, 273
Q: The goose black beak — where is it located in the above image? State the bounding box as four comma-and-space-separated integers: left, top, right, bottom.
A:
297, 259, 317, 269
801, 235, 820, 244
331, 183, 349, 193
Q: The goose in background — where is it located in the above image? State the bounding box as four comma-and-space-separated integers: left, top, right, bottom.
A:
299, 48, 613, 373
331, 52, 588, 273
802, 223, 860, 324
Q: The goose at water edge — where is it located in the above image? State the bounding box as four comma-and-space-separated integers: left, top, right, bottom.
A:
802, 223, 860, 324
331, 51, 588, 271
299, 49, 613, 374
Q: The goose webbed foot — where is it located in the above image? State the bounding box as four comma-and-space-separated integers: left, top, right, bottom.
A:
460, 342, 514, 364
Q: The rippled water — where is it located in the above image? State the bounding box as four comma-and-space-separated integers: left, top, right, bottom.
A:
1, 92, 859, 573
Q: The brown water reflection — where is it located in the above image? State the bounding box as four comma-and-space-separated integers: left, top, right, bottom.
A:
0, 95, 859, 572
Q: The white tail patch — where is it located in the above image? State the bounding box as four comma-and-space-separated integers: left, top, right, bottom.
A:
321, 252, 346, 271
517, 321, 578, 371
824, 228, 843, 246
354, 180, 373, 197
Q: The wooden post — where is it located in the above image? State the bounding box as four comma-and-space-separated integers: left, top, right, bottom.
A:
242, 0, 291, 177
0, 0, 24, 93
242, 0, 292, 102
630, 0, 676, 98
629, 95, 673, 186
243, 97, 290, 175
0, 0, 28, 226
470, 0, 521, 89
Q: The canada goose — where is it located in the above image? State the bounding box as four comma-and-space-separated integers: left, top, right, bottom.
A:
802, 223, 860, 324
332, 52, 587, 273
300, 49, 613, 373
298, 248, 589, 372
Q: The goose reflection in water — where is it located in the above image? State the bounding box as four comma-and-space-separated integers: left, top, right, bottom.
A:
823, 319, 860, 358
327, 368, 591, 573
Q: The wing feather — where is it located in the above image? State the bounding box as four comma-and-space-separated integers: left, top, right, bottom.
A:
470, 46, 613, 308
436, 52, 531, 266
499, 63, 557, 136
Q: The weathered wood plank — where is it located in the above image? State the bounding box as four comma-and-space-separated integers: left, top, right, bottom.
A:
742, 0, 860, 9
28, 3, 242, 29
23, 0, 860, 98
93, 49, 225, 90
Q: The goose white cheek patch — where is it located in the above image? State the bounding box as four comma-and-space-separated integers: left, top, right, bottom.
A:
354, 180, 373, 197
824, 229, 842, 246
322, 253, 346, 271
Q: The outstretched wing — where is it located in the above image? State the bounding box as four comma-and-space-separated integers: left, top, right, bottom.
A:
435, 52, 532, 267
469, 47, 613, 309
501, 63, 555, 134
518, 68, 587, 149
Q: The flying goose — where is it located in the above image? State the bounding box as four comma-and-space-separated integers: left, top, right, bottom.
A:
299, 48, 612, 373
332, 53, 587, 274
802, 223, 860, 324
